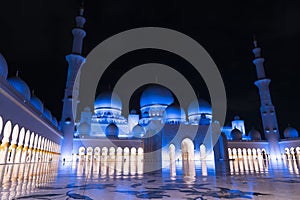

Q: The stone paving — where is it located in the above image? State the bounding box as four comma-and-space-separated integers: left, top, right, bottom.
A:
0, 158, 299, 199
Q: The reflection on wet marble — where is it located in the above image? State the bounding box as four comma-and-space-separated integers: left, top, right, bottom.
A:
1, 158, 300, 199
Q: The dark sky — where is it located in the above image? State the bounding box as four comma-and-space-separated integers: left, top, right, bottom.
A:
1, 0, 300, 137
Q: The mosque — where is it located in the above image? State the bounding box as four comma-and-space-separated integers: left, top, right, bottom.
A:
0, 5, 300, 175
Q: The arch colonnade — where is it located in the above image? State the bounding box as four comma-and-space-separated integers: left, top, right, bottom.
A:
0, 116, 60, 164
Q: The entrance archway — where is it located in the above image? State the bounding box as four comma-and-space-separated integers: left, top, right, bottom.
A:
181, 138, 194, 161
181, 138, 195, 178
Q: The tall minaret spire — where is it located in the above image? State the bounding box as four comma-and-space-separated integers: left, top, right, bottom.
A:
253, 37, 281, 160
252, 36, 266, 79
71, 1, 86, 55
253, 34, 258, 48
60, 2, 86, 161
79, 0, 84, 16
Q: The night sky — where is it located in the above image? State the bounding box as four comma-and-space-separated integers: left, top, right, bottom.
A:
1, 0, 300, 137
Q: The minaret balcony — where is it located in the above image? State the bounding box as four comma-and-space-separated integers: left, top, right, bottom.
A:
72, 28, 86, 38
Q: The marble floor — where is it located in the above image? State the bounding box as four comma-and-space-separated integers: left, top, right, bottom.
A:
0, 158, 299, 200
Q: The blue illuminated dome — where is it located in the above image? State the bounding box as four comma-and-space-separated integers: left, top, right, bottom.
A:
30, 94, 44, 113
94, 91, 122, 111
52, 117, 58, 127
284, 126, 299, 138
0, 53, 8, 79
7, 76, 31, 100
231, 128, 242, 141
140, 84, 174, 108
164, 103, 186, 123
78, 121, 90, 134
43, 108, 52, 122
188, 99, 212, 117
188, 99, 212, 121
105, 123, 119, 138
248, 128, 261, 140
130, 109, 137, 114
132, 124, 145, 138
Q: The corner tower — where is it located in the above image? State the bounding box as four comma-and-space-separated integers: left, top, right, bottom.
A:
252, 38, 281, 160
60, 4, 86, 161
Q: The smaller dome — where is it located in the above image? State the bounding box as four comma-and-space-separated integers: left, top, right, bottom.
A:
7, 76, 31, 100
105, 123, 119, 138
52, 117, 58, 127
130, 109, 137, 114
142, 111, 149, 118
84, 107, 91, 112
132, 124, 145, 138
164, 104, 186, 122
234, 115, 240, 120
140, 84, 174, 108
0, 53, 8, 78
230, 128, 242, 141
284, 126, 299, 138
30, 94, 44, 113
94, 91, 122, 111
188, 98, 212, 117
43, 108, 52, 122
78, 121, 90, 134
248, 128, 261, 140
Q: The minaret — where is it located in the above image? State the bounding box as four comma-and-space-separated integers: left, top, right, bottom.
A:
252, 37, 281, 160
60, 3, 86, 161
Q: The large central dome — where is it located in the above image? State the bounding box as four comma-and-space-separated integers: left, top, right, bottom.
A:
94, 91, 122, 111
93, 91, 127, 124
140, 84, 174, 108
188, 98, 212, 117
164, 103, 186, 124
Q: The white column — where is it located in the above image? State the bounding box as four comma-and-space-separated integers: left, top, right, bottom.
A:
8, 124, 19, 163
14, 127, 25, 163
31, 134, 39, 162
0, 120, 12, 164
21, 130, 30, 163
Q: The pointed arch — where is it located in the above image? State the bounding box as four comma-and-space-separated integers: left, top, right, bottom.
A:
237, 148, 242, 159
102, 147, 108, 156
79, 146, 85, 162
124, 147, 130, 155
137, 147, 143, 155
86, 147, 93, 161
228, 148, 232, 160
0, 120, 12, 164
232, 148, 237, 159
116, 147, 123, 156
94, 147, 101, 162
130, 147, 137, 156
